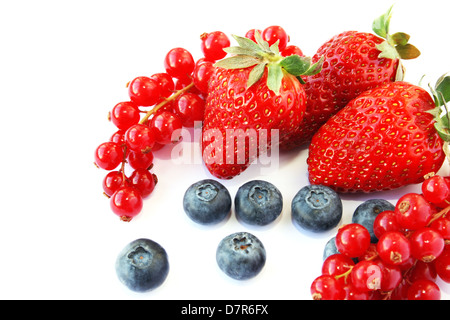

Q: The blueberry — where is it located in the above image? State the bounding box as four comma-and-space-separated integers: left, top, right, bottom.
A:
183, 179, 232, 225
291, 185, 342, 232
216, 232, 266, 280
234, 180, 283, 226
115, 238, 169, 292
323, 237, 339, 261
352, 199, 394, 243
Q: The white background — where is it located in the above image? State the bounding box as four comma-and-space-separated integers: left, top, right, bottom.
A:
1, 0, 449, 300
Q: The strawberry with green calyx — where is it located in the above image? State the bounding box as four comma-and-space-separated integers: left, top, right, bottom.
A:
282, 5, 420, 150
201, 32, 323, 180
307, 74, 450, 193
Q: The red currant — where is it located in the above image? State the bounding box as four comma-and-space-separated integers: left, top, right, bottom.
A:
149, 73, 175, 102
164, 47, 195, 80
350, 260, 382, 292
125, 124, 156, 153
407, 279, 441, 300
373, 210, 401, 239
110, 186, 143, 222
281, 45, 304, 57
103, 171, 126, 197
262, 25, 289, 51
422, 174, 450, 205
310, 275, 344, 300
434, 246, 450, 283
408, 260, 437, 282
321, 254, 355, 285
395, 193, 433, 230
127, 149, 154, 170
375, 259, 402, 292
94, 142, 124, 170
174, 92, 205, 127
193, 59, 214, 94
200, 31, 230, 62
111, 101, 141, 130
335, 223, 371, 258
151, 111, 183, 145
376, 231, 411, 266
409, 227, 444, 262
245, 29, 262, 43
128, 76, 161, 106
341, 282, 370, 300
430, 216, 450, 240
129, 168, 157, 198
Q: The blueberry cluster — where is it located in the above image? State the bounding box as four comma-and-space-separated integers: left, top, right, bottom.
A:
115, 178, 395, 291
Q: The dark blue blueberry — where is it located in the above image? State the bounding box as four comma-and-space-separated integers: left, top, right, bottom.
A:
235, 180, 283, 226
115, 238, 169, 292
323, 237, 339, 261
216, 232, 266, 280
291, 185, 342, 232
352, 199, 395, 243
183, 179, 232, 225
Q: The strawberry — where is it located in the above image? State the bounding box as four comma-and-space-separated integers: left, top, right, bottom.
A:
281, 6, 421, 150
307, 77, 450, 193
201, 32, 322, 179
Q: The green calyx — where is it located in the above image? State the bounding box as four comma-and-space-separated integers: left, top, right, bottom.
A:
214, 31, 323, 95
372, 5, 421, 81
428, 74, 450, 143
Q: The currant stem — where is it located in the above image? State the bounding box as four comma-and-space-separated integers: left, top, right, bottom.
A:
139, 82, 195, 124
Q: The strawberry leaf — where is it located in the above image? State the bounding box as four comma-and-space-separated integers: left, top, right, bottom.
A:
267, 64, 283, 95
232, 34, 263, 53
280, 55, 309, 76
372, 5, 393, 39
395, 43, 421, 60
391, 32, 410, 46
214, 55, 260, 69
303, 56, 325, 76
223, 46, 261, 57
435, 74, 450, 106
247, 62, 266, 88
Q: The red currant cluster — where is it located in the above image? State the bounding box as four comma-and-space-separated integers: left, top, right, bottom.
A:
311, 173, 450, 300
93, 31, 233, 221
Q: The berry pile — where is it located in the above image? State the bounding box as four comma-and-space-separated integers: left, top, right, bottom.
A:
94, 26, 299, 222
311, 173, 450, 300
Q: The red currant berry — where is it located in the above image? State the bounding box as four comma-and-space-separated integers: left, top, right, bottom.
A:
408, 260, 437, 282
128, 76, 161, 106
407, 279, 441, 300
110, 186, 143, 222
376, 231, 411, 266
129, 168, 157, 198
434, 246, 450, 283
350, 260, 382, 292
310, 275, 344, 300
110, 129, 126, 145
174, 92, 205, 127
409, 227, 444, 262
341, 282, 370, 300
149, 73, 175, 101
175, 76, 202, 96
375, 259, 402, 292
422, 174, 450, 205
430, 216, 450, 240
111, 101, 141, 130
125, 124, 156, 153
127, 149, 154, 170
103, 171, 126, 197
151, 111, 183, 145
200, 31, 230, 62
395, 193, 433, 230
373, 210, 401, 239
321, 254, 355, 285
164, 47, 195, 80
281, 45, 304, 57
245, 29, 262, 43
193, 59, 214, 94
335, 223, 371, 258
94, 142, 124, 170
262, 25, 289, 51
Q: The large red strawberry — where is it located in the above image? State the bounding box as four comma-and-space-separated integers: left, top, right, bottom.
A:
201, 32, 322, 179
307, 78, 450, 193
281, 6, 421, 150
